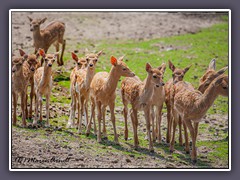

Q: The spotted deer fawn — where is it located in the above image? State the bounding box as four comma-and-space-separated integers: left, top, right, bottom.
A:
121, 63, 165, 152
19, 49, 41, 119
86, 56, 135, 144
33, 49, 58, 127
171, 69, 228, 163
67, 51, 102, 130
12, 51, 31, 127
27, 16, 66, 66
165, 60, 191, 145
66, 52, 88, 128
150, 63, 166, 143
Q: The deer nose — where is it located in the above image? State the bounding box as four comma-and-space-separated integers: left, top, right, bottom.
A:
30, 28, 33, 31
89, 64, 93, 67
161, 82, 165, 86
12, 69, 16, 73
48, 64, 52, 67
31, 68, 35, 71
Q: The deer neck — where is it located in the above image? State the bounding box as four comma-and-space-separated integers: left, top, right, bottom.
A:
85, 67, 95, 89
41, 66, 52, 84
104, 66, 121, 95
196, 83, 219, 114
33, 29, 42, 41
139, 74, 154, 104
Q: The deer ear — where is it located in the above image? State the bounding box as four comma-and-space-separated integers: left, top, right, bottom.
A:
111, 56, 118, 66
118, 55, 125, 61
158, 63, 166, 74
216, 66, 228, 76
40, 17, 47, 24
168, 60, 175, 72
97, 50, 103, 57
208, 58, 216, 70
19, 49, 26, 57
184, 65, 192, 74
71, 52, 78, 61
27, 16, 33, 22
38, 48, 46, 57
146, 63, 152, 72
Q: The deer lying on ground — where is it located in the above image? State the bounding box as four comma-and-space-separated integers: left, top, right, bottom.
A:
165, 60, 191, 145
66, 52, 88, 128
12, 52, 31, 127
86, 56, 135, 144
27, 16, 66, 66
33, 49, 58, 127
121, 63, 165, 152
19, 49, 41, 119
67, 51, 102, 131
171, 71, 228, 163
150, 63, 166, 143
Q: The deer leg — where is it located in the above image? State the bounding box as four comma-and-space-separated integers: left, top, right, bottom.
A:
151, 106, 156, 142
130, 108, 139, 149
67, 90, 76, 128
144, 107, 154, 152
86, 99, 96, 136
20, 92, 27, 127
194, 122, 199, 140
170, 110, 178, 153
33, 93, 39, 126
45, 94, 50, 127
179, 116, 183, 146
39, 95, 43, 122
77, 96, 84, 134
96, 101, 102, 143
12, 92, 18, 126
185, 119, 197, 163
25, 94, 28, 120
55, 42, 60, 66
60, 39, 66, 66
109, 102, 119, 144
166, 102, 171, 143
183, 120, 190, 154
29, 80, 34, 119
123, 102, 129, 141
102, 105, 107, 139
157, 105, 163, 144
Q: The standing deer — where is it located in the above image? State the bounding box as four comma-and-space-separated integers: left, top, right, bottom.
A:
27, 16, 66, 66
171, 72, 228, 163
121, 63, 165, 152
86, 56, 135, 144
33, 49, 58, 127
66, 52, 88, 128
67, 51, 102, 130
150, 63, 166, 143
165, 60, 191, 145
12, 51, 31, 127
19, 49, 41, 119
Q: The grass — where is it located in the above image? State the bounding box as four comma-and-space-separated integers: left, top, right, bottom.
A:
13, 20, 229, 168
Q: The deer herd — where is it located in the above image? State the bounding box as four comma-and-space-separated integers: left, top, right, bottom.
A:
12, 16, 229, 164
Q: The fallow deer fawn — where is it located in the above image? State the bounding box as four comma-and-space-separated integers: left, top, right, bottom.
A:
121, 63, 165, 152
66, 52, 88, 128
12, 51, 31, 127
67, 51, 102, 130
33, 49, 58, 127
165, 60, 191, 145
27, 16, 66, 66
86, 56, 135, 144
19, 49, 41, 119
150, 63, 166, 143
171, 71, 228, 163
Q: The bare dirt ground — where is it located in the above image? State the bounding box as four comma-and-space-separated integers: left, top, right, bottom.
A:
11, 12, 228, 169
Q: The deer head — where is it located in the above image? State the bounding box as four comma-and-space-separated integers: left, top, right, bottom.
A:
146, 63, 165, 88
110, 56, 135, 77
168, 60, 191, 84
71, 52, 87, 69
198, 58, 228, 93
39, 48, 57, 68
19, 49, 39, 72
27, 16, 47, 32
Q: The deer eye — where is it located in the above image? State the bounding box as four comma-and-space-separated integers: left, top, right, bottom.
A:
223, 86, 227, 89
123, 68, 127, 71
45, 58, 48, 61
77, 62, 81, 65
153, 75, 157, 78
